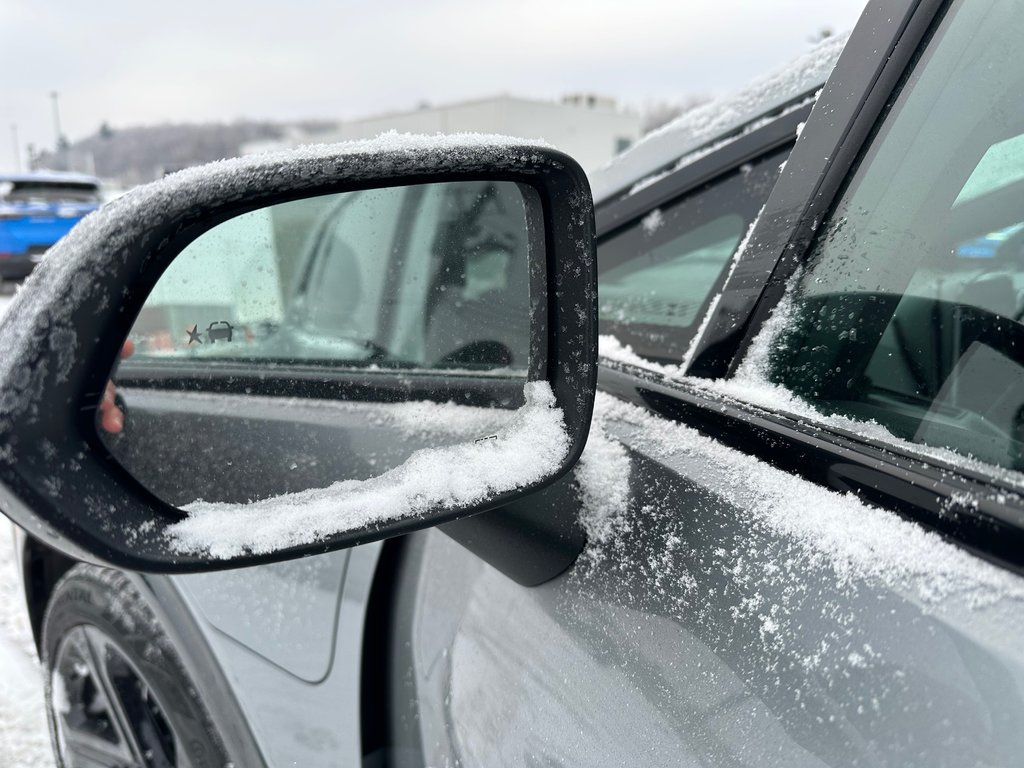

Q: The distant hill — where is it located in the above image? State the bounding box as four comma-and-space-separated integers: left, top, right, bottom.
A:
32, 120, 337, 185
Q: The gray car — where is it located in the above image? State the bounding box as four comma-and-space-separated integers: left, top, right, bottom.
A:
7, 1, 1024, 766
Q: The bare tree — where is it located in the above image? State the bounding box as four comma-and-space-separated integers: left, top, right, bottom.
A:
32, 121, 292, 184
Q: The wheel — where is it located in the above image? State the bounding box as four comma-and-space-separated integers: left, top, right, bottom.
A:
41, 564, 230, 768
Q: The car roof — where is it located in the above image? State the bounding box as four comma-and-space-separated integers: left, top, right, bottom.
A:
589, 33, 848, 205
0, 171, 101, 187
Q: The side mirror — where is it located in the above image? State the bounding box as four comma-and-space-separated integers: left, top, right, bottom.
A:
0, 136, 596, 572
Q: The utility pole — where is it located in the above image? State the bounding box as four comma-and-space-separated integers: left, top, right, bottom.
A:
10, 124, 20, 172
50, 90, 65, 169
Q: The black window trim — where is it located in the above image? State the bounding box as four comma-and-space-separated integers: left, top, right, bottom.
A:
595, 102, 812, 239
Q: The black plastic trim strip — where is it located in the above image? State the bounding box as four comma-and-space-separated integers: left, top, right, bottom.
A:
117, 362, 527, 408
594, 103, 812, 238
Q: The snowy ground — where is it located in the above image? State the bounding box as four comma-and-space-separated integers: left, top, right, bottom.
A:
0, 287, 56, 767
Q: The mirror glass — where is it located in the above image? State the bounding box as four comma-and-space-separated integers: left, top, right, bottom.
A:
101, 180, 566, 559
129, 181, 533, 370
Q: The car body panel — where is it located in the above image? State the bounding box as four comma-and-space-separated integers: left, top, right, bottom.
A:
166, 543, 381, 768
398, 4, 1024, 766
174, 552, 350, 683
403, 400, 1024, 767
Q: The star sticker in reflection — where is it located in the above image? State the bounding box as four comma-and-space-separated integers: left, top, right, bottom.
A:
186, 324, 203, 345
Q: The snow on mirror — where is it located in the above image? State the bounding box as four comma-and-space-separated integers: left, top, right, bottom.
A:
98, 180, 562, 557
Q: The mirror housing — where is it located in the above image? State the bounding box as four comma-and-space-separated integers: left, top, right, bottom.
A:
0, 135, 596, 572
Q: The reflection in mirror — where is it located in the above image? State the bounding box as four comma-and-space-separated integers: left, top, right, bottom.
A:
129, 181, 533, 370
102, 180, 566, 558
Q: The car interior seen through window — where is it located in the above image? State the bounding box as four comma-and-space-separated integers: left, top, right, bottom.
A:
765, 0, 1024, 472
597, 145, 788, 363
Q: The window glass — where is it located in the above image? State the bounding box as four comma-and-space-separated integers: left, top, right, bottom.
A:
597, 146, 788, 363
601, 213, 745, 329
764, 0, 1024, 471
2, 181, 101, 204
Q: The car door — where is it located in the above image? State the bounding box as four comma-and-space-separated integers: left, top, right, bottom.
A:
383, 2, 1024, 767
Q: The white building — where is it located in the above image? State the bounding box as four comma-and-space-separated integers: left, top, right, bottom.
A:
243, 94, 642, 172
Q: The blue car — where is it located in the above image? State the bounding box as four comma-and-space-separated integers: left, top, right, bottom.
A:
0, 171, 102, 281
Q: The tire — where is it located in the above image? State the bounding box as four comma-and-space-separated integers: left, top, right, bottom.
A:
41, 564, 230, 768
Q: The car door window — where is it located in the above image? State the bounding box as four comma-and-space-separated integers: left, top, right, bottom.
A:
598, 146, 788, 363
761, 0, 1024, 471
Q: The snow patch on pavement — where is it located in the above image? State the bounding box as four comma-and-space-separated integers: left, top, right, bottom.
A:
0, 524, 54, 768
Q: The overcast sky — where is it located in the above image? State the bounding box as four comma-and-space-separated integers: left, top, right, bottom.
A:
1, 0, 866, 173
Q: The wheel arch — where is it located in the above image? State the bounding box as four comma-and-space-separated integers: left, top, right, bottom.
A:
20, 534, 77, 652
20, 539, 269, 767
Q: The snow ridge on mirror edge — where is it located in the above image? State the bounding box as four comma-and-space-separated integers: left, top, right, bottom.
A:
167, 381, 568, 558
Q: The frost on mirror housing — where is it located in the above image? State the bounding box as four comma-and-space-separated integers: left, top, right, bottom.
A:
0, 135, 597, 573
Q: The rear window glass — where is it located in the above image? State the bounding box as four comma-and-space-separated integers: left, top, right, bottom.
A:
2, 182, 101, 204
